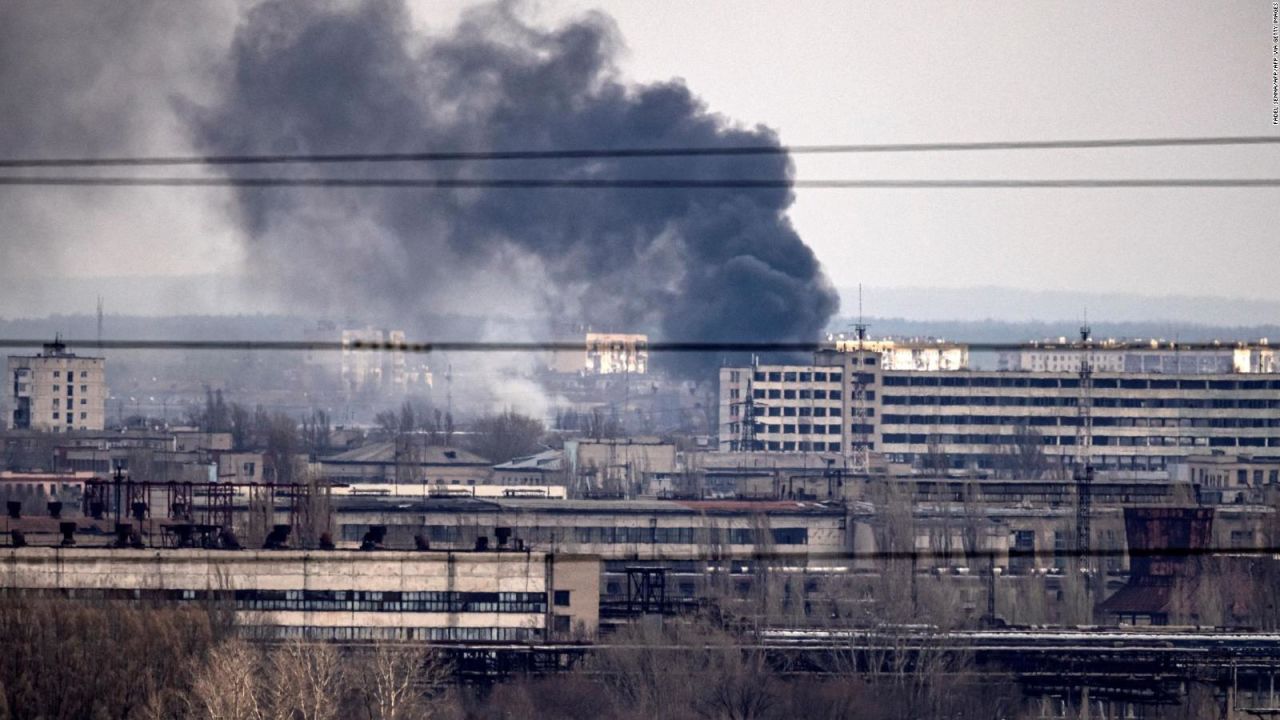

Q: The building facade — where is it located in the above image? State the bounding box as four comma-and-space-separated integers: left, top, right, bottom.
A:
584, 333, 648, 375
828, 335, 969, 371
0, 547, 598, 641
6, 342, 107, 432
998, 342, 1280, 374
720, 350, 1280, 473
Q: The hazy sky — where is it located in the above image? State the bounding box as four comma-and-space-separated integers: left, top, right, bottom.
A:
494, 1, 1277, 299
0, 1, 1275, 319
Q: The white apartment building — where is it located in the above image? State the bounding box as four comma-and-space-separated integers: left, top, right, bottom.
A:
998, 342, 1280, 374
720, 349, 1280, 474
6, 342, 107, 432
584, 332, 648, 374
827, 335, 968, 371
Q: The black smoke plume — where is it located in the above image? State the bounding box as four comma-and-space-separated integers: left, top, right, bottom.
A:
191, 0, 838, 377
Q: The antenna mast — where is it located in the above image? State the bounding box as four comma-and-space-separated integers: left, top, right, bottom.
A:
96, 295, 104, 348
850, 284, 870, 473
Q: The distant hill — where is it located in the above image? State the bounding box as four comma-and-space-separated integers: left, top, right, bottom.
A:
839, 285, 1280, 327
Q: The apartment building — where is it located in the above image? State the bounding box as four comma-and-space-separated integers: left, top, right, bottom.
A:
584, 332, 648, 375
340, 327, 431, 394
828, 335, 968, 370
720, 349, 1280, 473
6, 342, 107, 432
998, 342, 1280, 374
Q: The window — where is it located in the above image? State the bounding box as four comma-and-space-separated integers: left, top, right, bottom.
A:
53, 371, 60, 378
553, 615, 571, 633
553, 590, 571, 606
80, 371, 87, 378
52, 384, 59, 392
52, 412, 60, 419
80, 412, 87, 420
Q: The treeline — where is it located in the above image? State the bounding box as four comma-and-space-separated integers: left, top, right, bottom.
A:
0, 597, 449, 720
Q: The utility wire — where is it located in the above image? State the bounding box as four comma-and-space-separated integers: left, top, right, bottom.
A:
0, 339, 1273, 354
0, 176, 1277, 189
1, 135, 1278, 167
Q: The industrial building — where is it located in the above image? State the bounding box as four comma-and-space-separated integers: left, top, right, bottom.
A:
720, 348, 1280, 473
0, 547, 598, 641
5, 341, 107, 432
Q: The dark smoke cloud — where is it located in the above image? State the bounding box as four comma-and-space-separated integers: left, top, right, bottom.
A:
190, 0, 839, 376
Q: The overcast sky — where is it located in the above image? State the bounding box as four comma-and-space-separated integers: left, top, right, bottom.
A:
0, 1, 1275, 320
499, 1, 1277, 299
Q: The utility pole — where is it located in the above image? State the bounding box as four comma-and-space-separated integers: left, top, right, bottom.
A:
1075, 320, 1095, 602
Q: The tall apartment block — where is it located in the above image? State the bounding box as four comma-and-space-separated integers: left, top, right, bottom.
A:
720, 349, 1280, 473
7, 341, 107, 432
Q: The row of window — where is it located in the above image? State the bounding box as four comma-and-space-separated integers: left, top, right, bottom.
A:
880, 433, 1280, 448
48, 370, 91, 379
753, 388, 847, 400
245, 625, 542, 642
881, 414, 1280, 428
40, 587, 547, 615
734, 441, 847, 453
757, 405, 844, 417
882, 376, 1280, 390
881, 395, 1280, 409
751, 371, 843, 383
233, 589, 547, 614
570, 526, 809, 545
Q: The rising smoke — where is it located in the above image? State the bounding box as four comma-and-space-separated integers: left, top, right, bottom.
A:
189, 0, 839, 377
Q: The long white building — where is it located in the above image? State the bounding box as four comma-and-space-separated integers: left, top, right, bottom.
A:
720, 349, 1280, 473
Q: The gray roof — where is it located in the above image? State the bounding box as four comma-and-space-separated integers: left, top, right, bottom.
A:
321, 442, 490, 466
493, 449, 563, 472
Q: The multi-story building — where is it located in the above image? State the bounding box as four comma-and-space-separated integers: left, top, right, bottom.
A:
6, 342, 107, 432
998, 341, 1280, 374
828, 335, 968, 371
584, 333, 648, 375
340, 327, 431, 394
720, 349, 1280, 473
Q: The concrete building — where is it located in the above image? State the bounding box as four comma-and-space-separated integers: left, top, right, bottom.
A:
492, 449, 565, 486
720, 349, 1280, 473
565, 437, 677, 496
340, 327, 431, 394
319, 441, 492, 486
1169, 453, 1280, 504
998, 341, 1280, 374
6, 341, 107, 432
0, 547, 599, 641
584, 333, 648, 375
828, 335, 969, 371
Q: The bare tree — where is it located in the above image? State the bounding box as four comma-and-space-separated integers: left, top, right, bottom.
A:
264, 640, 343, 720
190, 639, 264, 720
466, 410, 545, 464
344, 644, 452, 720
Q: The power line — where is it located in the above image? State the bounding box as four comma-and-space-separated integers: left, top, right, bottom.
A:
0, 176, 1277, 189
1, 135, 1277, 168
0, 338, 1273, 354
